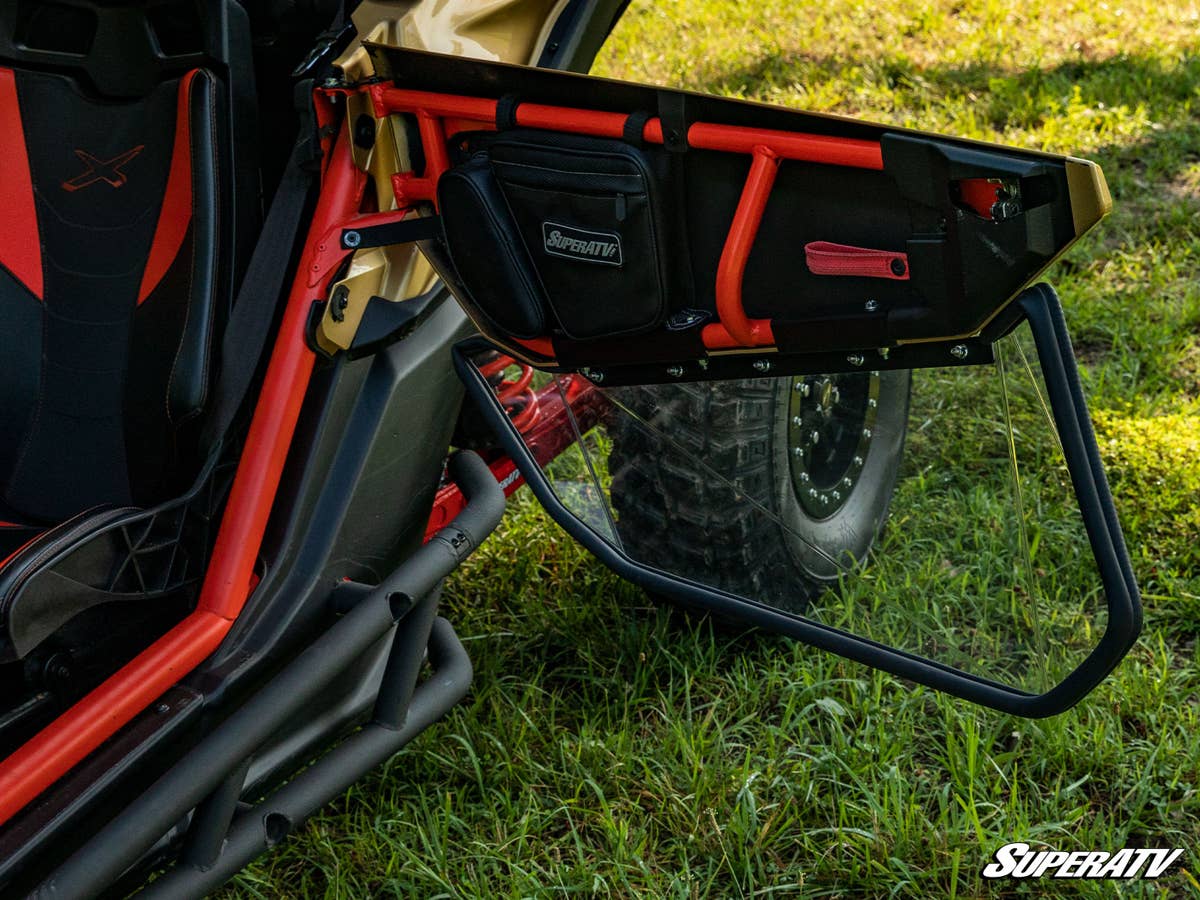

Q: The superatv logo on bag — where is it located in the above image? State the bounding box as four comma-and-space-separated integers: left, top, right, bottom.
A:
542, 222, 623, 266
982, 843, 1185, 880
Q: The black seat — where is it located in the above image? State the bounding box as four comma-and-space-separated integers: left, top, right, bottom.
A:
0, 0, 259, 659
0, 65, 221, 527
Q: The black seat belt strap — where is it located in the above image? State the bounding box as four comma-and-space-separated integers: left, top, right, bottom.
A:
200, 139, 314, 453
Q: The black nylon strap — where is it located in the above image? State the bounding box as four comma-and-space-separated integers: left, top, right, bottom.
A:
495, 93, 521, 130
340, 215, 442, 250
200, 140, 314, 452
622, 110, 652, 148
657, 92, 689, 152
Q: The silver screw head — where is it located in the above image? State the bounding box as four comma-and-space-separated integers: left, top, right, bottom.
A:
343, 230, 362, 248
589, 370, 605, 383
847, 353, 865, 366
865, 299, 880, 312
862, 427, 872, 438
667, 365, 684, 377
809, 430, 820, 445
832, 490, 842, 501
807, 488, 819, 498
878, 347, 890, 360
842, 476, 853, 487
753, 359, 772, 373
799, 471, 810, 482
792, 446, 804, 458
950, 344, 969, 360
867, 398, 877, 408
853, 455, 864, 467
793, 415, 803, 426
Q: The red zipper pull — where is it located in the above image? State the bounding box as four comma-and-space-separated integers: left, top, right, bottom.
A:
804, 241, 910, 280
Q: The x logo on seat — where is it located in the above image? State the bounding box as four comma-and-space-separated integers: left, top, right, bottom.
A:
61, 146, 145, 192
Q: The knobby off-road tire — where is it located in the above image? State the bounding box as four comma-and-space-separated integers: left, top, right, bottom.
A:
608, 370, 911, 616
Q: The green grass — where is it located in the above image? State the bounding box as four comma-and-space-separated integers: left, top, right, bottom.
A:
225, 1, 1200, 896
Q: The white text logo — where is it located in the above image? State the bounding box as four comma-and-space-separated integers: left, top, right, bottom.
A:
542, 222, 622, 266
982, 843, 1184, 880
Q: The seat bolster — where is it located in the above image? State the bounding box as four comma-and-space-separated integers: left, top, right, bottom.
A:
168, 69, 220, 422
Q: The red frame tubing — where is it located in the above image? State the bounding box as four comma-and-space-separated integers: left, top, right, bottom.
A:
0, 129, 365, 826
702, 146, 779, 349
373, 87, 884, 351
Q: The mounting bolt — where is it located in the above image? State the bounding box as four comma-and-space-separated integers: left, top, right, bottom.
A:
799, 471, 810, 482
792, 415, 803, 426
808, 488, 819, 499
583, 368, 604, 383
950, 344, 969, 360
753, 359, 772, 373
853, 455, 864, 467
832, 490, 842, 501
697, 358, 709, 370
867, 398, 877, 408
809, 430, 820, 445
156, 703, 171, 714
864, 299, 880, 312
847, 353, 865, 367
342, 230, 362, 249
862, 427, 873, 438
842, 476, 853, 487
878, 347, 890, 360
667, 365, 684, 378
792, 447, 804, 457
795, 381, 810, 396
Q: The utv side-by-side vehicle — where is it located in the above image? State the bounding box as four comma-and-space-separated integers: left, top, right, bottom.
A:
0, 0, 1140, 896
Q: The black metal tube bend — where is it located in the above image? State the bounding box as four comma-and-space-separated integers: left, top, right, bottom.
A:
35, 450, 505, 900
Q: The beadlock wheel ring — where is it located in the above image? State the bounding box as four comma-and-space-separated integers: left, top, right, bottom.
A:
786, 371, 881, 518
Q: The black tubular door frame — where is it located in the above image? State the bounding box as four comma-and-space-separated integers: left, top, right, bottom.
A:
454, 283, 1141, 717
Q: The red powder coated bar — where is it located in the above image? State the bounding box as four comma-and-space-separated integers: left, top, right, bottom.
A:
703, 146, 781, 349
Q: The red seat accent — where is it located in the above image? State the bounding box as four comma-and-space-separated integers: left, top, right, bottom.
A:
0, 68, 42, 299
137, 69, 197, 304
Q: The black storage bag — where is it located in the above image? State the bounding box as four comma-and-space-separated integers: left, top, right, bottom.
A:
438, 129, 674, 341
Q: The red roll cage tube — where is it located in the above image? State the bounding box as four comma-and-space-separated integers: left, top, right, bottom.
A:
0, 85, 887, 826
